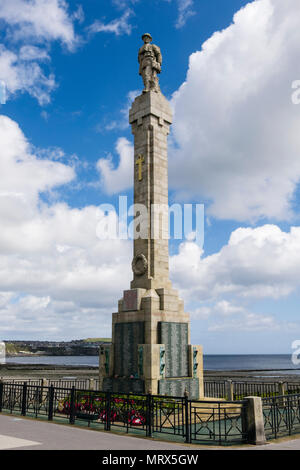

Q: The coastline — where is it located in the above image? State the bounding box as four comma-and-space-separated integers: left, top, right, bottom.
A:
1, 362, 300, 383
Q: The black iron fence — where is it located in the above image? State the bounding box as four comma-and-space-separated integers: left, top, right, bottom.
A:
204, 379, 300, 400
204, 380, 226, 399
2, 378, 100, 390
262, 393, 300, 440
3, 378, 300, 401
233, 381, 278, 400
0, 381, 247, 446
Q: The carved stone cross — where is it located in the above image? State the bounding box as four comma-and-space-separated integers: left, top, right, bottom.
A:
136, 154, 144, 181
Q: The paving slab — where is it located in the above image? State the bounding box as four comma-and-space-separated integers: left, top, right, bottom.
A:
0, 414, 300, 450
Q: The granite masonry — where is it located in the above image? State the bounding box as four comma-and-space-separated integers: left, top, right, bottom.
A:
99, 34, 204, 399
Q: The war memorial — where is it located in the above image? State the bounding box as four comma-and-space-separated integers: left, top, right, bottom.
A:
1, 33, 300, 450
99, 33, 203, 399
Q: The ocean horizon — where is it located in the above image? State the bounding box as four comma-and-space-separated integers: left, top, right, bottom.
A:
3, 353, 300, 374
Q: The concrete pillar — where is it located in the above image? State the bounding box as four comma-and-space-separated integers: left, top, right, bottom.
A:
89, 378, 95, 390
244, 396, 266, 445
278, 381, 287, 406
41, 378, 49, 403
226, 380, 234, 401
278, 381, 286, 396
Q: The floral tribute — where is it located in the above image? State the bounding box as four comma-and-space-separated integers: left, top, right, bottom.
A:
56, 392, 146, 426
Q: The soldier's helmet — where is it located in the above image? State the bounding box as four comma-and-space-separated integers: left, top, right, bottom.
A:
142, 33, 152, 41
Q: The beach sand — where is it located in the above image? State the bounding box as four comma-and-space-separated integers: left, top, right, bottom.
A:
1, 362, 300, 383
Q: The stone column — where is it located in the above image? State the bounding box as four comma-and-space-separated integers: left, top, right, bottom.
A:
129, 91, 173, 291
101, 36, 204, 399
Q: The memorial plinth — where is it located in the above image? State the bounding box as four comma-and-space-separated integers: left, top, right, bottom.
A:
99, 35, 204, 399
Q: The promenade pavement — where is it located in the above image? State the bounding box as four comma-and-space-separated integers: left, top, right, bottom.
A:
0, 413, 300, 450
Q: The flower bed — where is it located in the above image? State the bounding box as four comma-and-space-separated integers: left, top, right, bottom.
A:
56, 392, 147, 426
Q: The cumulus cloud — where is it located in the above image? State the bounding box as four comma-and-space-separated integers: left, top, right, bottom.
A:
100, 89, 140, 132
0, 115, 132, 339
192, 300, 282, 331
87, 9, 133, 37
97, 137, 133, 195
0, 115, 75, 205
175, 0, 195, 29
0, 0, 80, 104
170, 0, 300, 222
1, 115, 299, 338
0, 45, 55, 104
0, 0, 78, 50
170, 224, 300, 303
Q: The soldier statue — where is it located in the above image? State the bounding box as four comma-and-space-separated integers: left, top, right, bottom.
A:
138, 33, 162, 93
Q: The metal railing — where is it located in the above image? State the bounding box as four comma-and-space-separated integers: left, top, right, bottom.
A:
233, 381, 278, 400
204, 379, 300, 400
0, 381, 247, 446
4, 377, 300, 401
262, 393, 300, 439
2, 378, 100, 390
204, 380, 227, 399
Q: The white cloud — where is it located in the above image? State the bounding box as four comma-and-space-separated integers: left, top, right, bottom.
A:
0, 45, 55, 104
175, 0, 195, 29
101, 89, 140, 132
97, 137, 133, 195
170, 224, 300, 303
0, 0, 80, 104
1, 116, 299, 339
0, 0, 78, 50
208, 311, 280, 332
0, 115, 75, 205
19, 45, 50, 62
88, 9, 133, 37
0, 114, 132, 339
170, 0, 300, 222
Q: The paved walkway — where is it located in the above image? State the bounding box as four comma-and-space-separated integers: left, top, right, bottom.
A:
0, 414, 300, 450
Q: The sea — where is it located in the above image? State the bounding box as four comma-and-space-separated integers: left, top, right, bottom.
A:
4, 354, 300, 375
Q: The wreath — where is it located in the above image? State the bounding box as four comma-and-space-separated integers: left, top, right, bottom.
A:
131, 253, 148, 276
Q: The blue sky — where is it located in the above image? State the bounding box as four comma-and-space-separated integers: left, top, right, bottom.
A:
0, 0, 300, 354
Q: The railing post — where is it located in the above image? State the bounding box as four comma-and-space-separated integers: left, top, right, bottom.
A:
48, 385, 54, 421
226, 380, 234, 401
146, 389, 152, 437
69, 386, 76, 424
278, 382, 287, 406
89, 378, 95, 390
278, 381, 286, 396
41, 378, 49, 404
0, 379, 3, 412
21, 382, 27, 416
184, 389, 191, 444
244, 396, 266, 445
105, 391, 111, 431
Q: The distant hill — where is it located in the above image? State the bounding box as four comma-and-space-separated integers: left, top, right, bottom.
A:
82, 338, 111, 343
4, 338, 112, 357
